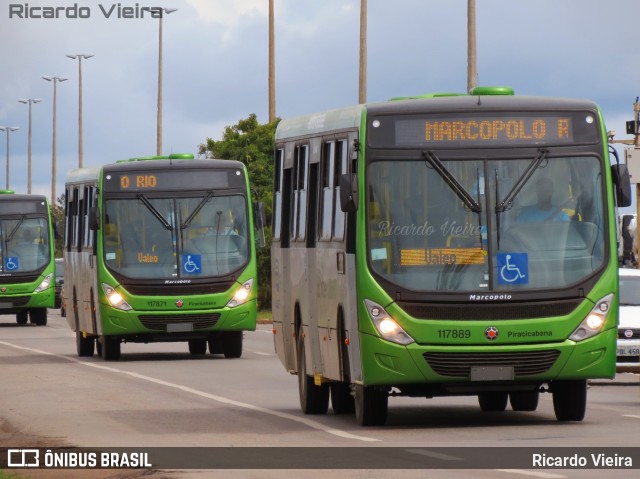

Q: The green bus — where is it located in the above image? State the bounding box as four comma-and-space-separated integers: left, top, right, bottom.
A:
271, 87, 631, 425
0, 190, 56, 326
63, 155, 260, 360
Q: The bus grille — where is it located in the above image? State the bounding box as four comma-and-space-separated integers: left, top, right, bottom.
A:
399, 299, 582, 320
137, 313, 221, 331
618, 328, 640, 339
0, 296, 31, 307
423, 350, 561, 378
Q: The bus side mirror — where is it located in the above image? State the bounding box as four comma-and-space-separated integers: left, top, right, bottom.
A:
89, 207, 100, 230
253, 201, 266, 248
611, 164, 632, 207
339, 173, 358, 213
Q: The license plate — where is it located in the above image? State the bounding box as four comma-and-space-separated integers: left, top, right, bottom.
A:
0, 302, 11, 309
617, 346, 640, 356
470, 366, 514, 381
166, 323, 193, 333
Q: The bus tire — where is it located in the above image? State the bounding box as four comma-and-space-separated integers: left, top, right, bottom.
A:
16, 311, 28, 325
297, 329, 329, 414
331, 382, 355, 414
478, 393, 508, 412
552, 380, 587, 421
354, 384, 388, 426
222, 331, 243, 359
29, 308, 47, 326
76, 330, 95, 357
509, 391, 539, 411
100, 336, 121, 361
189, 339, 207, 355
207, 333, 223, 354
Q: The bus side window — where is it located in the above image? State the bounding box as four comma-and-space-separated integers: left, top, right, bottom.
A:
273, 148, 283, 241
320, 141, 335, 241
333, 140, 347, 241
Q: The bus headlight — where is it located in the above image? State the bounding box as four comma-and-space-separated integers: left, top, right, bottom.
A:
365, 299, 414, 345
101, 283, 132, 311
34, 273, 53, 293
227, 279, 254, 308
569, 294, 613, 342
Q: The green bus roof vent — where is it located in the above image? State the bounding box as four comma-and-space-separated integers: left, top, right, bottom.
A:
470, 86, 515, 96
0, 189, 15, 194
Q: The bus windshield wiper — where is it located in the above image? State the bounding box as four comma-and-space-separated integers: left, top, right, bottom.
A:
6, 216, 26, 243
136, 194, 172, 230
181, 191, 214, 230
423, 151, 481, 213
495, 149, 548, 213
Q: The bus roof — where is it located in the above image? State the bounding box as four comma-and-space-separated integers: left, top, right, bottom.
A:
0, 193, 48, 204
276, 95, 600, 141
65, 158, 246, 185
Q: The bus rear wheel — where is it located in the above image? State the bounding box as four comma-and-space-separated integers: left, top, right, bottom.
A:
354, 384, 388, 426
331, 382, 355, 414
552, 380, 587, 421
297, 329, 329, 414
76, 330, 95, 357
478, 393, 508, 412
29, 308, 47, 326
100, 336, 121, 361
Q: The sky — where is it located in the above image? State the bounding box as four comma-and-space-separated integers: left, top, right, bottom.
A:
0, 0, 639, 204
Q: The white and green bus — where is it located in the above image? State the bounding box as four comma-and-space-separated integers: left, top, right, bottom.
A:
271, 88, 631, 425
0, 191, 55, 326
64, 155, 259, 360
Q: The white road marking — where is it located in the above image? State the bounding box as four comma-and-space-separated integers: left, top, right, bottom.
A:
622, 414, 640, 420
0, 340, 379, 443
251, 351, 273, 356
495, 470, 566, 478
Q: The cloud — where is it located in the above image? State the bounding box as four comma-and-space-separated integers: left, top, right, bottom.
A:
185, 0, 267, 25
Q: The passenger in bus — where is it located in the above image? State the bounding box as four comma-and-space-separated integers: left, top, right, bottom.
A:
516, 177, 569, 223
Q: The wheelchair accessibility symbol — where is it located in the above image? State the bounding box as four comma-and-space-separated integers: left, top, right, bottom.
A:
4, 257, 19, 271
181, 254, 201, 275
497, 253, 528, 285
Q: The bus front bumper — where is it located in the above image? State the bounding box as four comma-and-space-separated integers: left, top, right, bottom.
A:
359, 328, 617, 387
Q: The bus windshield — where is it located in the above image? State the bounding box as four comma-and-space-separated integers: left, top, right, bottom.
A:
0, 217, 51, 274
103, 194, 249, 279
367, 154, 605, 292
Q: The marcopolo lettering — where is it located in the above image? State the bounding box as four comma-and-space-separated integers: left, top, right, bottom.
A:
469, 294, 512, 301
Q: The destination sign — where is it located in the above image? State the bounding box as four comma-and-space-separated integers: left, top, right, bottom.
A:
369, 112, 599, 148
103, 170, 245, 192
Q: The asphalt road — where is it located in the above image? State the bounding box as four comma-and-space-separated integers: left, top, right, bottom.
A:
0, 309, 638, 479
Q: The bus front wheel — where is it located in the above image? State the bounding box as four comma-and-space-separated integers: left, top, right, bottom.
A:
100, 336, 121, 361
29, 308, 47, 326
189, 339, 207, 355
552, 380, 587, 421
354, 384, 388, 426
222, 331, 243, 359
478, 393, 508, 412
16, 311, 28, 325
297, 329, 329, 414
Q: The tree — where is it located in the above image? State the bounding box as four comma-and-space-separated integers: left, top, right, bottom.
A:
199, 114, 279, 309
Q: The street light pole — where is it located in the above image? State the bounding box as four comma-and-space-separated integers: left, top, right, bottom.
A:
467, 0, 477, 93
268, 0, 275, 122
17, 98, 42, 194
66, 54, 94, 168
359, 0, 367, 104
157, 8, 177, 156
43, 76, 67, 205
0, 126, 19, 190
